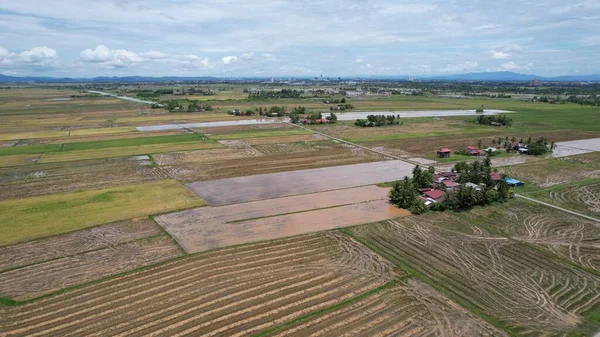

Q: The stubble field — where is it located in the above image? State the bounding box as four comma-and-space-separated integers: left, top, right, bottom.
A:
1, 232, 402, 337
348, 206, 600, 335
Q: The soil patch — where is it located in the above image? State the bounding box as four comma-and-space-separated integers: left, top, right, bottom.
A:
156, 186, 404, 253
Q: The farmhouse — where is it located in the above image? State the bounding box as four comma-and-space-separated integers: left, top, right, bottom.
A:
423, 189, 446, 201
466, 145, 484, 156
437, 148, 452, 158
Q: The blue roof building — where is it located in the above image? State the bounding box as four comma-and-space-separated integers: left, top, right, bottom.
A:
505, 178, 524, 187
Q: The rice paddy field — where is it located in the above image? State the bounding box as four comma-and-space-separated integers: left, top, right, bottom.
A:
1, 85, 600, 336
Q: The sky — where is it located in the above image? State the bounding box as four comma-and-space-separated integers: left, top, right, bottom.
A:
0, 0, 599, 77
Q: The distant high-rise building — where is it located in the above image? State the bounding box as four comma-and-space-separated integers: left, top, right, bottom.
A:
531, 79, 542, 86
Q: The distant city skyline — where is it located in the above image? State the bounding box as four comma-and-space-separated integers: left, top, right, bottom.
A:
1, 0, 599, 77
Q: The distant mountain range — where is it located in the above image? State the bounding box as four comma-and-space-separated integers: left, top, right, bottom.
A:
1, 71, 599, 83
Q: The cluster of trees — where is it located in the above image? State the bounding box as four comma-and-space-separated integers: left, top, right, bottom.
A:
322, 98, 346, 104
389, 159, 512, 214
163, 100, 183, 111
158, 100, 212, 112
566, 95, 600, 106
389, 166, 435, 214
535, 95, 600, 106
228, 109, 256, 116
355, 115, 403, 127
248, 89, 302, 99
330, 103, 354, 111
524, 137, 555, 155
473, 114, 513, 127
186, 101, 213, 112
289, 108, 337, 124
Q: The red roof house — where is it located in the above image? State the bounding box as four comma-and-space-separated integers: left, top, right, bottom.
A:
490, 172, 502, 181
437, 148, 452, 158
466, 145, 478, 150
423, 189, 446, 201
441, 181, 458, 188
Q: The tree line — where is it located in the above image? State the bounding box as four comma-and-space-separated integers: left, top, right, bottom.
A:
355, 115, 403, 127
247, 89, 302, 100
473, 114, 513, 127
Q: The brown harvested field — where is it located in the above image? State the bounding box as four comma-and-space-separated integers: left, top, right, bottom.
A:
159, 147, 386, 182
0, 235, 181, 301
185, 160, 414, 205
194, 122, 296, 135
156, 186, 406, 253
0, 156, 167, 200
244, 134, 328, 145
358, 130, 600, 158
0, 218, 162, 271
272, 279, 506, 337
27, 130, 182, 145
2, 232, 400, 337
500, 152, 600, 187
463, 199, 600, 273
350, 215, 600, 335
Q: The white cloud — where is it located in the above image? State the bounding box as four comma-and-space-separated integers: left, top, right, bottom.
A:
140, 51, 168, 59
18, 46, 57, 65
442, 61, 479, 73
501, 61, 533, 71
262, 53, 276, 61
379, 3, 437, 14
222, 55, 238, 64
473, 24, 503, 31
490, 44, 523, 59
80, 45, 143, 66
491, 51, 510, 59
0, 46, 57, 67
354, 57, 364, 63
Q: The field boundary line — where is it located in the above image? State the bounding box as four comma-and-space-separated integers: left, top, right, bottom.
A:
287, 122, 426, 168
226, 198, 388, 224
249, 278, 404, 337
515, 194, 600, 223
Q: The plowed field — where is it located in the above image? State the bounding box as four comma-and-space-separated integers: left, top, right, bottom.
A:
2, 232, 400, 337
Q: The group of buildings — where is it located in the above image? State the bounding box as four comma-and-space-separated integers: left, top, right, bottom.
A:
417, 171, 523, 207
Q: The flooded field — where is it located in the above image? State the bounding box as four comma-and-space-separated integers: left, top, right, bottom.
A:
185, 160, 415, 205
335, 109, 513, 120
88, 90, 156, 104
136, 109, 513, 131
552, 137, 600, 157
156, 186, 406, 253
